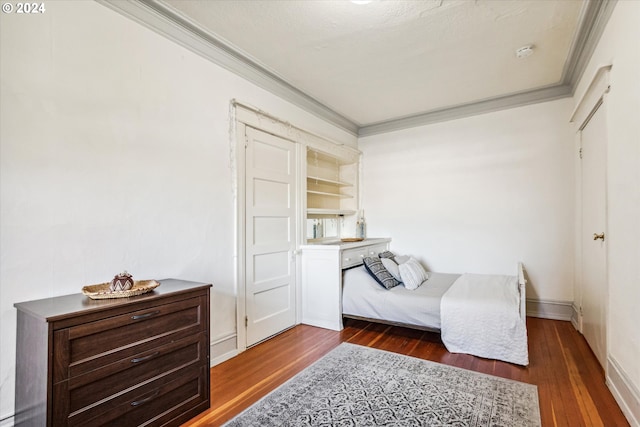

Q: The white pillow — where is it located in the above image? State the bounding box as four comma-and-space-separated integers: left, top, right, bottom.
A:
394, 255, 410, 265
399, 257, 429, 290
380, 257, 402, 282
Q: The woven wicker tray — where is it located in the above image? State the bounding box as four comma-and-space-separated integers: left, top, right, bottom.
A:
341, 238, 364, 242
82, 280, 161, 300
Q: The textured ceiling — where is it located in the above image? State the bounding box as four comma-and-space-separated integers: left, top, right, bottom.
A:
104, 0, 615, 134
163, 0, 583, 125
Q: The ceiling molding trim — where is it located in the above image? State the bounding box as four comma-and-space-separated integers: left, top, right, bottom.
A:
562, 0, 618, 91
358, 85, 573, 137
97, 0, 615, 138
97, 0, 359, 135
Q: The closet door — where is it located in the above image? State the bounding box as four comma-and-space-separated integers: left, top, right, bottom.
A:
245, 127, 297, 347
580, 103, 607, 368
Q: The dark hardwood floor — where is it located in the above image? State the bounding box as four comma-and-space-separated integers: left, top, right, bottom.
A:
183, 317, 629, 426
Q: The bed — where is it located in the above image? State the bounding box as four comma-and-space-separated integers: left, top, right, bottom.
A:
342, 262, 529, 365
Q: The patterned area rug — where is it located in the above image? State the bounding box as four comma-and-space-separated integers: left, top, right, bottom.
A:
223, 343, 540, 427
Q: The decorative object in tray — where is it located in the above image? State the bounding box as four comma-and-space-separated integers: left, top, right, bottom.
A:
110, 271, 134, 291
82, 271, 160, 299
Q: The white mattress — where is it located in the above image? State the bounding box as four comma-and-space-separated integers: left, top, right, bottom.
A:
342, 266, 460, 330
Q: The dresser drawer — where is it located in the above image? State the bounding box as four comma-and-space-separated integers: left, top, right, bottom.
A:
60, 363, 208, 427
62, 295, 206, 368
341, 244, 388, 269
64, 325, 203, 380
64, 332, 207, 413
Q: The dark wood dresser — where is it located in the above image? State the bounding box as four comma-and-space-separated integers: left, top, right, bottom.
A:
14, 279, 211, 426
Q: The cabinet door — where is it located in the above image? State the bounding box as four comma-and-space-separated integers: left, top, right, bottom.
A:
245, 127, 297, 346
300, 249, 342, 331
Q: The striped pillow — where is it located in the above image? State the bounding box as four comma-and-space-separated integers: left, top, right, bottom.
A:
363, 256, 400, 290
399, 257, 429, 290
378, 250, 396, 260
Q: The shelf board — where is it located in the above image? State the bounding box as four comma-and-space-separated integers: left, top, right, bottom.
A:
307, 208, 357, 216
307, 175, 353, 187
307, 149, 356, 166
307, 190, 351, 198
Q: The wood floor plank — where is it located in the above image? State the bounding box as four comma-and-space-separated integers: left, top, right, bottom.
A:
541, 319, 572, 426
183, 318, 630, 427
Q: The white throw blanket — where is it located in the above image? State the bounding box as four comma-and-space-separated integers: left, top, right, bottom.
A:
440, 273, 529, 366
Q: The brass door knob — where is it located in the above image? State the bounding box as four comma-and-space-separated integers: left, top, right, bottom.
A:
593, 232, 605, 241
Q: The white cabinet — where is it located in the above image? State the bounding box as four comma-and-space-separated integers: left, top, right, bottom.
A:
300, 238, 391, 331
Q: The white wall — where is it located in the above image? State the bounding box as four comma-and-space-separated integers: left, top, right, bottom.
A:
0, 1, 355, 422
359, 99, 575, 302
572, 1, 640, 424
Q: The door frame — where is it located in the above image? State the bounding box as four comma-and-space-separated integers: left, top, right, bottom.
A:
233, 105, 305, 353
243, 126, 298, 347
232, 101, 359, 352
570, 65, 611, 364
577, 103, 608, 368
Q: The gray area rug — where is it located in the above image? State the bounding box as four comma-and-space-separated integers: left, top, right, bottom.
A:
224, 343, 540, 426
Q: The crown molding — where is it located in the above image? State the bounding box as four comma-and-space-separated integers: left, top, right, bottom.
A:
98, 0, 616, 138
358, 0, 616, 137
562, 0, 618, 90
358, 84, 573, 137
97, 0, 359, 135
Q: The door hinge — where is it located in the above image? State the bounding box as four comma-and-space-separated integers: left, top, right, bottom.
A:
244, 135, 249, 149
579, 147, 583, 159
245, 315, 248, 327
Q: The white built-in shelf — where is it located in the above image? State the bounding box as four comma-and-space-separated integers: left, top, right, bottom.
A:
307, 208, 357, 216
306, 145, 358, 226
307, 176, 353, 187
307, 150, 356, 166
307, 190, 350, 198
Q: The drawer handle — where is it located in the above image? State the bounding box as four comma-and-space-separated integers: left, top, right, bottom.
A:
131, 310, 160, 321
130, 390, 159, 407
131, 351, 159, 364
360, 254, 365, 258
344, 257, 351, 261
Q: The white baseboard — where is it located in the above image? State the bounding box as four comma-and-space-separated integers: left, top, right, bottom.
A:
570, 303, 581, 330
607, 356, 640, 427
526, 298, 573, 321
211, 348, 239, 366
210, 332, 238, 367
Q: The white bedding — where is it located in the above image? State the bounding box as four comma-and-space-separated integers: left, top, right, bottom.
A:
342, 266, 459, 330
441, 273, 529, 366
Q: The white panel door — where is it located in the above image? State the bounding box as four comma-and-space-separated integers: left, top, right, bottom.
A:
245, 127, 297, 347
580, 104, 608, 368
